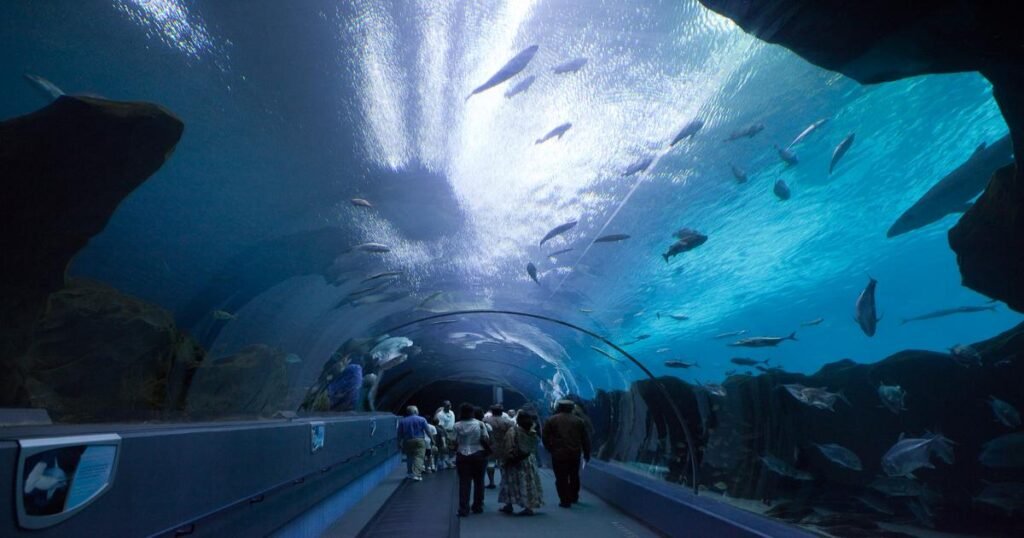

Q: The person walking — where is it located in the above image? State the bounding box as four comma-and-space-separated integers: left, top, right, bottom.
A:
424, 420, 438, 473
483, 404, 515, 489
498, 412, 543, 515
454, 403, 491, 516
435, 400, 456, 469
397, 405, 429, 481
542, 399, 591, 507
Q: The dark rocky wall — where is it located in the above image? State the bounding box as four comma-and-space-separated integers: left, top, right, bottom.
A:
591, 322, 1024, 534
0, 96, 184, 405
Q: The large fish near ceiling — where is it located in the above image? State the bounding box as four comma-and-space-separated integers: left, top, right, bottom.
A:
887, 134, 1013, 238
466, 45, 540, 100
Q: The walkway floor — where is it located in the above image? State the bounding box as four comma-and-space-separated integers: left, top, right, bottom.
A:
324, 463, 662, 537
461, 467, 662, 538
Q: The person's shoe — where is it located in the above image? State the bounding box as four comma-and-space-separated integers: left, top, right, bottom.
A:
472, 507, 484, 514
412, 476, 423, 481
457, 510, 469, 517
406, 473, 414, 479
486, 484, 496, 489
559, 502, 571, 508
500, 504, 515, 514
518, 508, 535, 516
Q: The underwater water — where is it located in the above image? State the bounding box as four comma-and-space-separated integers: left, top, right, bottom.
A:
2, 1, 1023, 536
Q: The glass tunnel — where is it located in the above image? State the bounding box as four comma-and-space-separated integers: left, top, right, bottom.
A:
1, 1, 1023, 537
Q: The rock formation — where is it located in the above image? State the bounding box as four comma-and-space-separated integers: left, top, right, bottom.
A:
185, 344, 288, 417
590, 322, 1024, 534
22, 279, 203, 422
0, 96, 184, 404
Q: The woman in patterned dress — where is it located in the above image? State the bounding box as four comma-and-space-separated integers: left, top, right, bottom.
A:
498, 412, 544, 515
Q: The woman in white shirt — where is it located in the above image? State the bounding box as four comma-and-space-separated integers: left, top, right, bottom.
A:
454, 402, 490, 517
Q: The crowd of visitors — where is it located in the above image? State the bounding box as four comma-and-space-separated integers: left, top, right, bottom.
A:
396, 397, 591, 518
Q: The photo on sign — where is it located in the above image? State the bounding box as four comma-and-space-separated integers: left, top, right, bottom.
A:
21, 446, 83, 516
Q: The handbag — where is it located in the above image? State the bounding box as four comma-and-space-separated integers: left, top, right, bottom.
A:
506, 428, 530, 465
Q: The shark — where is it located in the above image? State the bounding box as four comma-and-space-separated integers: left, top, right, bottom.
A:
887, 135, 1013, 238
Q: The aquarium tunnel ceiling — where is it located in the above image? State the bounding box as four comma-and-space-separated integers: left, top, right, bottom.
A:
2, 0, 1023, 413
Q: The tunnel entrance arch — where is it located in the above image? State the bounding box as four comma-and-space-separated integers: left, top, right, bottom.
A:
377, 309, 702, 493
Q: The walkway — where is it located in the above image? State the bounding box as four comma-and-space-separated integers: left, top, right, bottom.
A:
325, 463, 663, 537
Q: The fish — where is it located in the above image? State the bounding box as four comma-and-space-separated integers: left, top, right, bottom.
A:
540, 220, 578, 246
881, 433, 955, 477
526, 262, 540, 284
730, 357, 768, 366
547, 247, 574, 259
594, 233, 630, 243
352, 243, 391, 253
729, 333, 797, 347
662, 229, 708, 262
23, 459, 68, 501
667, 314, 690, 321
974, 482, 1024, 515
783, 384, 849, 411
664, 360, 698, 369
813, 443, 863, 471
351, 198, 373, 208
362, 271, 402, 283
724, 123, 764, 141
624, 156, 654, 176
854, 277, 881, 337
786, 118, 829, 150
536, 122, 573, 144
656, 348, 670, 353
877, 383, 907, 414
887, 135, 1013, 237
370, 337, 413, 370
829, 133, 855, 174
416, 291, 443, 309
800, 318, 824, 327
907, 498, 936, 528
590, 346, 623, 362
760, 454, 813, 480
504, 74, 536, 98
730, 163, 748, 183
773, 179, 791, 200
949, 344, 982, 367
285, 353, 302, 364
980, 433, 1024, 468
212, 310, 237, 321
870, 476, 925, 497
670, 119, 704, 146
578, 308, 594, 313
24, 73, 65, 100
552, 57, 588, 74
714, 330, 747, 339
774, 145, 799, 166
900, 305, 997, 324
622, 334, 651, 345
712, 481, 728, 491
466, 45, 540, 100
854, 494, 895, 515
702, 383, 727, 397
989, 396, 1021, 428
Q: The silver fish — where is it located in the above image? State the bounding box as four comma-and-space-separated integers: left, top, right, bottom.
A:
760, 454, 813, 480
900, 305, 996, 324
989, 396, 1021, 428
552, 57, 587, 74
980, 433, 1024, 468
352, 242, 391, 253
594, 233, 630, 243
664, 360, 698, 369
870, 476, 925, 497
24, 73, 65, 100
774, 144, 799, 166
730, 357, 768, 366
974, 482, 1024, 515
855, 277, 881, 337
467, 45, 540, 100
800, 318, 824, 327
786, 118, 828, 150
773, 179, 791, 200
783, 384, 848, 412
23, 460, 67, 501
813, 443, 863, 471
724, 123, 764, 142
526, 262, 540, 284
212, 309, 237, 321
878, 383, 907, 414
351, 198, 373, 208
670, 119, 704, 146
830, 133, 855, 174
362, 271, 402, 283
536, 122, 573, 144
882, 433, 954, 477
730, 163, 748, 183
417, 291, 443, 308
285, 353, 302, 364
729, 333, 797, 347
540, 220, 578, 246
624, 156, 654, 176
504, 74, 536, 98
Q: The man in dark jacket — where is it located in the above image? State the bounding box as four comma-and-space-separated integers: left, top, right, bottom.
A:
542, 399, 591, 507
